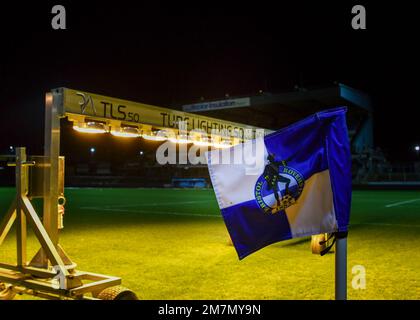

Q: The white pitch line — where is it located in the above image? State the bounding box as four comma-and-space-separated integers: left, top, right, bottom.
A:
80, 206, 420, 227
82, 207, 221, 218
353, 222, 420, 228
385, 199, 420, 208
80, 200, 211, 210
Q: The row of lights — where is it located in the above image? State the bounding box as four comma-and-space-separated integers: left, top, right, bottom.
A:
89, 148, 145, 156
73, 121, 234, 149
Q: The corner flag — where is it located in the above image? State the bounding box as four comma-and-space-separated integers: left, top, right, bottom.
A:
206, 107, 352, 259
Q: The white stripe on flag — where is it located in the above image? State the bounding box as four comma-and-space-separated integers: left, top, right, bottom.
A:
285, 170, 337, 237
206, 137, 268, 209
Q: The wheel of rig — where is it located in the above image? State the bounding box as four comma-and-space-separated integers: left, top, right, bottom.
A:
0, 282, 16, 300
96, 286, 138, 300
311, 234, 327, 254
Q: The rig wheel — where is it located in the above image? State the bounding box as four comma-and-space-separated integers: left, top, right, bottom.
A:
96, 286, 138, 300
0, 282, 16, 300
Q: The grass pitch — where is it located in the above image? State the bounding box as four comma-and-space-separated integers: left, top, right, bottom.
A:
0, 187, 419, 300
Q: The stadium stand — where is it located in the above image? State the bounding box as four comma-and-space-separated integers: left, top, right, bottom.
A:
3, 83, 416, 189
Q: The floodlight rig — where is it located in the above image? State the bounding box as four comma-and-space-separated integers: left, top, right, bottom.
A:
0, 147, 130, 300
0, 88, 266, 300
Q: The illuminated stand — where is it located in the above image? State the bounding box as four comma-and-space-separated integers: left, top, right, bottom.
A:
0, 88, 262, 300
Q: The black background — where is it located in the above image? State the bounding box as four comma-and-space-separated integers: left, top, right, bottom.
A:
0, 1, 418, 161
0, 300, 415, 316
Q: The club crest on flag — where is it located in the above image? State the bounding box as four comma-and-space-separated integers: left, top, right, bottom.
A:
254, 153, 305, 214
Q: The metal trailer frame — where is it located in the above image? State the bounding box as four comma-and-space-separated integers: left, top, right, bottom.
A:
0, 147, 122, 299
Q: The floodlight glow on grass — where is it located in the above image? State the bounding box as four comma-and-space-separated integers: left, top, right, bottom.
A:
111, 126, 141, 138
142, 131, 168, 141
73, 121, 107, 134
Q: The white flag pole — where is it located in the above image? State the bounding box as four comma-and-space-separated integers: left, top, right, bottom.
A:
335, 233, 348, 300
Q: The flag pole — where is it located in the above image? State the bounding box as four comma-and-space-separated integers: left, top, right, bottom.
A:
335, 232, 348, 300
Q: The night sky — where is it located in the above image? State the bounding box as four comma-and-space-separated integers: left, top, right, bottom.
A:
0, 2, 418, 161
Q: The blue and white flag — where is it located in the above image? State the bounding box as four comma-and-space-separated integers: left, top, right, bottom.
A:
206, 107, 352, 259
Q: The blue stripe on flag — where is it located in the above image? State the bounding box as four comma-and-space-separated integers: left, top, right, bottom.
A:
222, 200, 292, 259
264, 114, 330, 180
319, 109, 352, 231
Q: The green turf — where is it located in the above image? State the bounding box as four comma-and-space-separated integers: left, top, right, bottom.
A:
0, 188, 419, 299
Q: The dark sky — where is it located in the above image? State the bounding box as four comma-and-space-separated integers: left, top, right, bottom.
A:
0, 2, 419, 161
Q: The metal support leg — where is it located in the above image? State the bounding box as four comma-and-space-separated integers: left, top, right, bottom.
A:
33, 92, 62, 268
16, 148, 27, 267
335, 235, 347, 300
22, 197, 68, 278
44, 92, 61, 245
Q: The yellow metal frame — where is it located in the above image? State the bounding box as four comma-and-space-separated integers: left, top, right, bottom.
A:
0, 147, 120, 299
